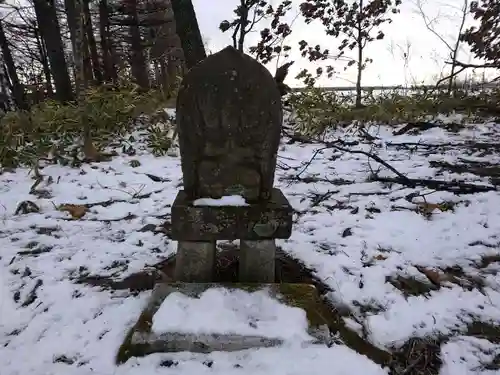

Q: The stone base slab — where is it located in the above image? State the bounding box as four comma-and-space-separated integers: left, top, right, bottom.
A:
116, 282, 333, 364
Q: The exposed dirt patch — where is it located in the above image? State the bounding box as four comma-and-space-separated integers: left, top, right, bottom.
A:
17, 243, 53, 257
464, 142, 500, 153
430, 160, 500, 185
466, 321, 500, 344
387, 274, 438, 297
389, 337, 443, 375
76, 243, 332, 295
477, 254, 500, 269
387, 262, 494, 298
483, 354, 500, 371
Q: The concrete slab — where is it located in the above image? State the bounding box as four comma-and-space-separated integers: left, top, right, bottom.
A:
116, 283, 334, 364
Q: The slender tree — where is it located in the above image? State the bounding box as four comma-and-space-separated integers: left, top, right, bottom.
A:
124, 0, 150, 88
146, 0, 184, 95
300, 0, 401, 106
99, 0, 117, 82
33, 0, 73, 102
0, 20, 27, 109
170, 0, 206, 69
219, 0, 269, 53
64, 0, 78, 59
415, 0, 470, 94
83, 0, 103, 83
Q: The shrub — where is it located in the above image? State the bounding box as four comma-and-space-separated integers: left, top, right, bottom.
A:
0, 84, 169, 168
286, 85, 500, 137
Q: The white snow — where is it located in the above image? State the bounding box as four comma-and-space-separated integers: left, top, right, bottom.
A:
1, 117, 500, 374
440, 336, 500, 375
193, 195, 249, 206
152, 287, 314, 342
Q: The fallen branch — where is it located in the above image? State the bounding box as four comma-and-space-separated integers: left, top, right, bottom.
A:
285, 132, 412, 185
385, 141, 455, 149
280, 174, 354, 185
393, 122, 441, 136
385, 141, 500, 153
284, 132, 498, 195
374, 176, 497, 194
330, 143, 413, 184
309, 190, 340, 207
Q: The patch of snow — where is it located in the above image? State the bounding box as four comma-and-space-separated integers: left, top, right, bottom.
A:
440, 336, 500, 375
366, 286, 500, 348
164, 108, 176, 118
435, 112, 465, 124
193, 195, 249, 206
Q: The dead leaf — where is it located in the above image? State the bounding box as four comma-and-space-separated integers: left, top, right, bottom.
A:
342, 228, 353, 237
416, 266, 441, 286
83, 138, 101, 162
83, 138, 112, 162
374, 254, 387, 261
59, 204, 88, 219
14, 201, 40, 215
416, 202, 443, 215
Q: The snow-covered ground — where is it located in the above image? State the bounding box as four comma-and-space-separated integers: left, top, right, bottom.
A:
1, 118, 500, 374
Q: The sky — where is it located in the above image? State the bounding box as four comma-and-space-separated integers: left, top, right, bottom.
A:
191, 0, 491, 88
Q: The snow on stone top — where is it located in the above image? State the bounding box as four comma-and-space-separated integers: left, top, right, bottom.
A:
193, 195, 249, 206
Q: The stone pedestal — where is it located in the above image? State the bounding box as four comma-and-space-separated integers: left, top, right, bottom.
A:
239, 240, 276, 283
173, 241, 216, 282
170, 188, 292, 283
120, 46, 304, 364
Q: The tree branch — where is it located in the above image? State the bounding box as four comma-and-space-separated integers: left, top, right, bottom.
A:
445, 60, 499, 69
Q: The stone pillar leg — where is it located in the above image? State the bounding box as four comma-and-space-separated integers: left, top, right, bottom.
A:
174, 241, 216, 282
239, 240, 276, 283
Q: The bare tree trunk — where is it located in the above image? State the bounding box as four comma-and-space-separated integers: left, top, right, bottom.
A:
0, 20, 27, 109
83, 0, 103, 84
415, 0, 469, 95
236, 0, 247, 52
73, 0, 98, 161
0, 63, 13, 111
170, 0, 206, 69
33, 0, 73, 102
99, 0, 117, 83
81, 14, 94, 84
447, 0, 469, 94
64, 0, 78, 57
159, 58, 168, 91
152, 59, 160, 87
73, 0, 86, 97
34, 29, 54, 97
126, 0, 149, 88
355, 0, 364, 108
147, 0, 184, 96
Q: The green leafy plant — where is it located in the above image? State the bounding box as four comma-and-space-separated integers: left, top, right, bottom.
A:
0, 84, 167, 168
146, 124, 173, 156
286, 85, 500, 136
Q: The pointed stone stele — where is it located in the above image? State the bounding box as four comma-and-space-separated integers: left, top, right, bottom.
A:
116, 283, 334, 364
